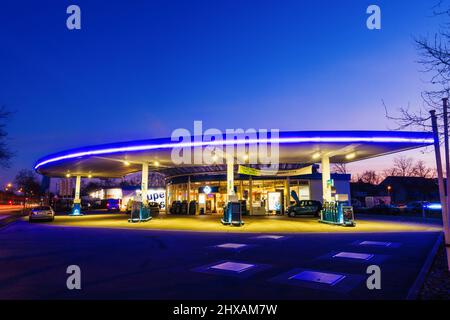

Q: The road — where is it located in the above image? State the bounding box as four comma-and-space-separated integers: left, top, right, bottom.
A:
0, 206, 26, 225
0, 218, 441, 300
0, 205, 23, 214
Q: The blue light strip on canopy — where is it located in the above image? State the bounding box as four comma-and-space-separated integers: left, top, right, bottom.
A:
34, 131, 434, 170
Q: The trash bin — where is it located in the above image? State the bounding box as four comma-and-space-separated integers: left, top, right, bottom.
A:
188, 201, 197, 215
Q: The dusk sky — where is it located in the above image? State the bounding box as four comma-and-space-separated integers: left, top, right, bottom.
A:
0, 0, 444, 184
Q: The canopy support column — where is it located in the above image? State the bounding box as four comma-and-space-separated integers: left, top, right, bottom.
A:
249, 176, 253, 215
187, 176, 191, 202
239, 180, 244, 200
70, 175, 83, 216
227, 157, 235, 201
165, 181, 169, 214
285, 177, 290, 212
141, 162, 149, 206
321, 155, 332, 203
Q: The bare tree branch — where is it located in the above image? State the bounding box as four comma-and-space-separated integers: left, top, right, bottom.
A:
383, 1, 450, 143
332, 163, 347, 174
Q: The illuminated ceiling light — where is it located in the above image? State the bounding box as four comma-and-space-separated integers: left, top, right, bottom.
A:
6, 183, 12, 188
153, 160, 160, 167
243, 154, 249, 161
65, 173, 71, 178
345, 153, 356, 160
123, 161, 130, 166
88, 174, 92, 179
312, 153, 321, 159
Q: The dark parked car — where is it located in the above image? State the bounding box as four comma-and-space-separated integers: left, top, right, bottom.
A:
406, 201, 442, 214
106, 199, 121, 212
405, 201, 427, 213
286, 200, 322, 217
368, 203, 401, 215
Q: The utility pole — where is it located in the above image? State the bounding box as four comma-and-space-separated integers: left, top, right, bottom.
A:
430, 109, 450, 271
442, 98, 450, 271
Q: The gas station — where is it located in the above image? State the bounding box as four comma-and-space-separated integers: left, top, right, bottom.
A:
34, 130, 434, 230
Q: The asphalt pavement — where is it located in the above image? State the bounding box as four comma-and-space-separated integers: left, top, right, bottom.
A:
0, 218, 441, 300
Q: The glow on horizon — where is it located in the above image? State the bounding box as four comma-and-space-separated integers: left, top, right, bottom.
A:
34, 134, 434, 170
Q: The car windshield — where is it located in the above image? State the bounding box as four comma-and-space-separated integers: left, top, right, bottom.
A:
33, 206, 51, 211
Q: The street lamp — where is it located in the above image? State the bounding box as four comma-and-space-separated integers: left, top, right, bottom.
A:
387, 185, 392, 202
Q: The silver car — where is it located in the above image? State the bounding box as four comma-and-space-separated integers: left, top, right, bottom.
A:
29, 205, 55, 222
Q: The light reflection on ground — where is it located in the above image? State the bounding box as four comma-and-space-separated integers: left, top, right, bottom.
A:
33, 213, 443, 234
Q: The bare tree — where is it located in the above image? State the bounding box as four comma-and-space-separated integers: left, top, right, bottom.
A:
0, 106, 12, 167
15, 169, 41, 197
393, 156, 415, 176
381, 167, 399, 178
385, 1, 450, 136
379, 156, 414, 177
412, 160, 437, 178
380, 156, 436, 178
355, 170, 381, 185
332, 163, 347, 174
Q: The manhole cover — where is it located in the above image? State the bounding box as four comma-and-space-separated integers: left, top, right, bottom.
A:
210, 262, 255, 273
289, 271, 346, 286
216, 243, 248, 249
359, 241, 391, 247
333, 252, 374, 260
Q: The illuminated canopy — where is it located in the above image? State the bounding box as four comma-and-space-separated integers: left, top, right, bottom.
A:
35, 131, 434, 178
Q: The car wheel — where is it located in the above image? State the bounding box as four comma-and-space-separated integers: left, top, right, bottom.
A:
289, 212, 295, 218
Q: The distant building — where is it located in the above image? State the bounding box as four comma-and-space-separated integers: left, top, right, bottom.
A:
58, 178, 74, 197
379, 176, 440, 204
350, 182, 387, 207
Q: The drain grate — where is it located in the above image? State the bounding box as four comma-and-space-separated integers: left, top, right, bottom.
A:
333, 251, 374, 260
210, 262, 255, 273
216, 243, 248, 249
289, 270, 346, 286
359, 241, 391, 247
255, 235, 284, 240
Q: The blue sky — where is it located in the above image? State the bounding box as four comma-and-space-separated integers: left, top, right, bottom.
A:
0, 0, 444, 183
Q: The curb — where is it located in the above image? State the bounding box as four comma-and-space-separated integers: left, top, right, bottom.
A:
0, 214, 25, 229
406, 232, 443, 300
